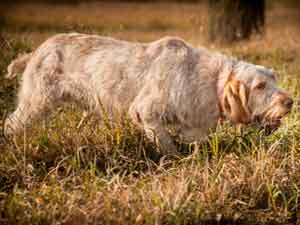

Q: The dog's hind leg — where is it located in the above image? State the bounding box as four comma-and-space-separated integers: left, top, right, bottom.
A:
4, 77, 61, 136
4, 51, 65, 136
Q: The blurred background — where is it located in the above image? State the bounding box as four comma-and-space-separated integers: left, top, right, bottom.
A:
0, 0, 299, 48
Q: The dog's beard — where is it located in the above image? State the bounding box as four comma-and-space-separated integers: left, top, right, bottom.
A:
253, 114, 282, 135
261, 119, 281, 135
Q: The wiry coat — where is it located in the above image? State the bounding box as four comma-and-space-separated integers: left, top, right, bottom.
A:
5, 33, 293, 153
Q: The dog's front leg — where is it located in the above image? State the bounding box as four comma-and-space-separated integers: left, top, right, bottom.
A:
143, 122, 177, 155
129, 102, 178, 155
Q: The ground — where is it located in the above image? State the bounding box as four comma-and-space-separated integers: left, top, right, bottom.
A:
0, 1, 300, 225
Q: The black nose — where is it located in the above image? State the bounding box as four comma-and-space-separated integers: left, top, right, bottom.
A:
284, 98, 293, 109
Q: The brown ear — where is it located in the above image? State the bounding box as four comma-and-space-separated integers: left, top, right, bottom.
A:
223, 77, 251, 124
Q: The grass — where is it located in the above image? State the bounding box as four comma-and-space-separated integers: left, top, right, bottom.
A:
1, 1, 300, 225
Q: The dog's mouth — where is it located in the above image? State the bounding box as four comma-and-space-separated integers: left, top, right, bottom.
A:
253, 114, 283, 135
261, 118, 282, 135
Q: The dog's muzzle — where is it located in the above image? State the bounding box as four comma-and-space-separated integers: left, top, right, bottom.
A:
253, 96, 293, 135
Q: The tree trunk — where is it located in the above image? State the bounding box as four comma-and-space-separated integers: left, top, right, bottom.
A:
0, 3, 5, 51
208, 0, 265, 43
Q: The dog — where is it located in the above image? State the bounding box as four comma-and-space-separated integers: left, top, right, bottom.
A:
4, 33, 293, 154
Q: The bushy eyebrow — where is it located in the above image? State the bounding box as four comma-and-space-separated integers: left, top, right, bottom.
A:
256, 67, 276, 81
264, 71, 276, 81
269, 73, 276, 81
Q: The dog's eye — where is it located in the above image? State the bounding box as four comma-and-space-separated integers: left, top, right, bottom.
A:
254, 82, 266, 90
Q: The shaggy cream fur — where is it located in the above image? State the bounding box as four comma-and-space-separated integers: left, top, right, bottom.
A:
5, 33, 293, 154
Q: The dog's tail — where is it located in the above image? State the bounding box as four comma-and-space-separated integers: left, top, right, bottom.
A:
5, 52, 33, 79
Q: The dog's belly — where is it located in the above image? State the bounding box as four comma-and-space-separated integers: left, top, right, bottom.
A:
178, 120, 219, 143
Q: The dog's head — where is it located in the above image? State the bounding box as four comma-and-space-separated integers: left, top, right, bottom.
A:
221, 63, 293, 133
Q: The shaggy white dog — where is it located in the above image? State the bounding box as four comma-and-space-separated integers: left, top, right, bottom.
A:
5, 33, 293, 154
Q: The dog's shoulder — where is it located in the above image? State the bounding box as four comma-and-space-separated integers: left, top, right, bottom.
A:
145, 36, 195, 59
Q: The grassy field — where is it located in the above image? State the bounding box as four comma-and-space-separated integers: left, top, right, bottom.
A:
1, 1, 300, 224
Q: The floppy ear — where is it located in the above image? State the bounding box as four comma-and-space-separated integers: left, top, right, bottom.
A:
223, 76, 251, 124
